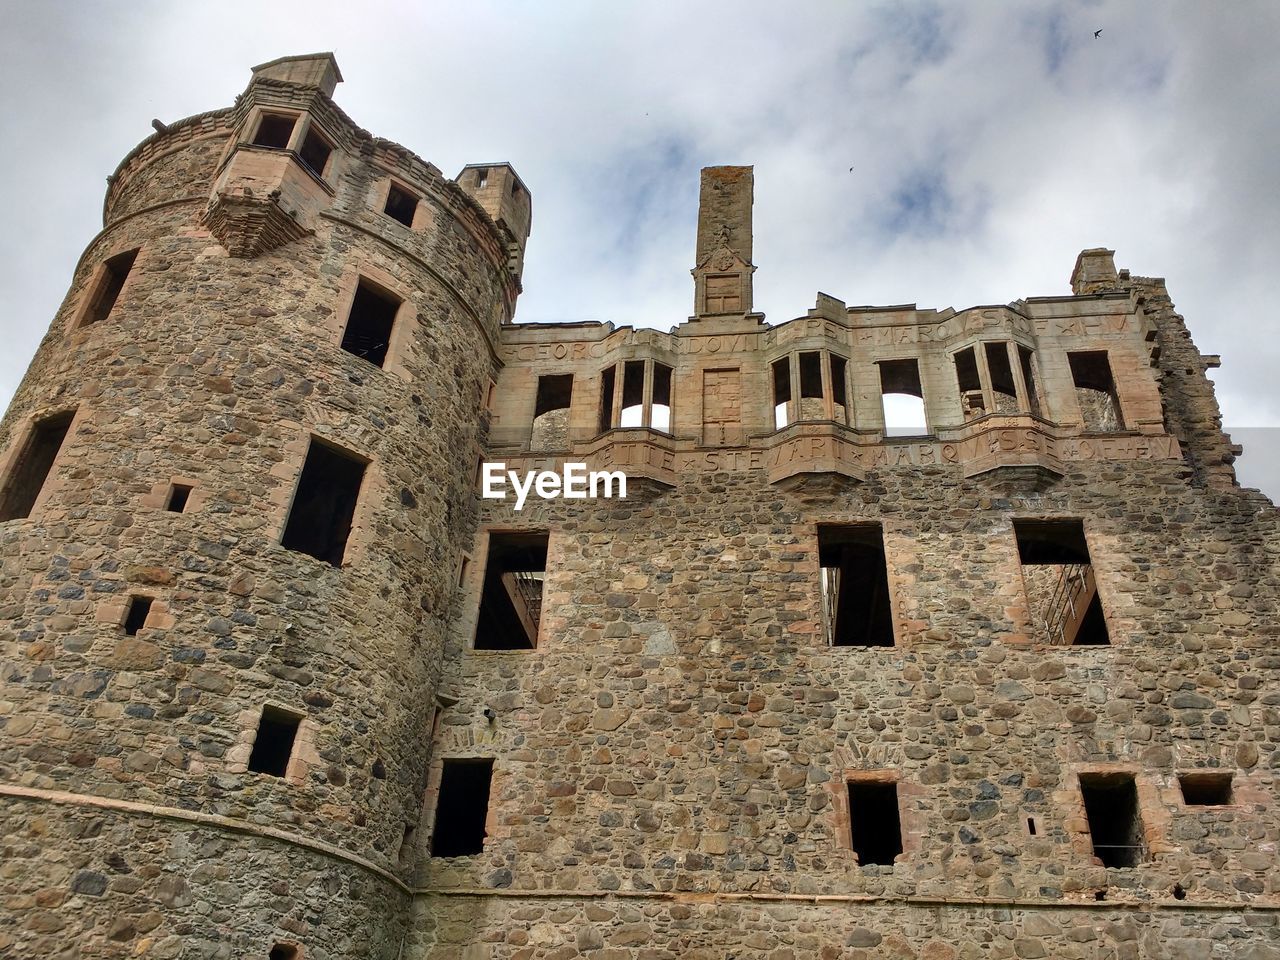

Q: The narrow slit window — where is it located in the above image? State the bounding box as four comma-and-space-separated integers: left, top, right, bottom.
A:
165, 483, 193, 513
123, 596, 153, 636
986, 342, 1019, 414
878, 359, 927, 436
340, 280, 400, 368
798, 351, 824, 421
384, 183, 418, 227
298, 126, 333, 177
1013, 519, 1109, 646
475, 531, 547, 650
1069, 351, 1123, 432
598, 365, 616, 434
281, 439, 367, 567
83, 249, 139, 327
531, 374, 573, 449
475, 167, 489, 189
0, 410, 75, 522
1019, 346, 1040, 416
772, 358, 791, 429
818, 524, 894, 647
431, 758, 494, 857
251, 113, 296, 149
1080, 773, 1146, 867
1179, 772, 1233, 806
619, 361, 645, 428
848, 779, 903, 866
954, 347, 984, 420
830, 354, 849, 424
652, 363, 673, 432
247, 706, 301, 778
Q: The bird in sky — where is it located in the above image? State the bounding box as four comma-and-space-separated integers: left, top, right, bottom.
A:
1094, 29, 1102, 38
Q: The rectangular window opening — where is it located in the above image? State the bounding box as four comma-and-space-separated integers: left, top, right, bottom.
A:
431, 758, 494, 857
879, 359, 928, 436
83, 249, 139, 326
818, 524, 894, 647
1080, 773, 1146, 867
954, 347, 984, 420
598, 364, 616, 434
340, 280, 400, 368
619, 361, 645, 428
848, 779, 903, 866
531, 374, 574, 449
1069, 350, 1123, 432
798, 351, 824, 421
384, 183, 418, 227
0, 410, 75, 522
1019, 346, 1040, 416
123, 596, 153, 636
1179, 772, 1233, 806
251, 113, 296, 149
248, 705, 301, 778
1013, 519, 1109, 646
165, 483, 193, 513
475, 531, 547, 650
298, 126, 333, 178
475, 167, 489, 189
986, 342, 1019, 414
772, 358, 792, 429
651, 363, 673, 432
830, 354, 848, 424
281, 439, 367, 567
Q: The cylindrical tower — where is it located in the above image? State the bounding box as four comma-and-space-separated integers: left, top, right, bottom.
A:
0, 53, 528, 959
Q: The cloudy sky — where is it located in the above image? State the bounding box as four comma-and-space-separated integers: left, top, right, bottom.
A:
1, 1, 1277, 495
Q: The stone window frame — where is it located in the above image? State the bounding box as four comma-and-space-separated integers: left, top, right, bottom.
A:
94, 591, 175, 635
0, 404, 86, 523
828, 769, 921, 866
226, 702, 319, 786
810, 518, 909, 649
420, 749, 501, 860
1173, 770, 1240, 809
947, 336, 1039, 424
235, 106, 340, 183
1058, 764, 1168, 869
267, 428, 383, 571
459, 526, 556, 654
67, 244, 148, 334
597, 358, 676, 435
323, 263, 417, 381
1006, 515, 1120, 648
140, 475, 207, 514
768, 348, 852, 429
378, 176, 423, 231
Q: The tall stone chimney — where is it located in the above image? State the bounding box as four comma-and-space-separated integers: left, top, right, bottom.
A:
691, 166, 757, 319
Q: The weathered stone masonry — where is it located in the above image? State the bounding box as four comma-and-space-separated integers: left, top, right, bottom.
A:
1, 53, 1278, 960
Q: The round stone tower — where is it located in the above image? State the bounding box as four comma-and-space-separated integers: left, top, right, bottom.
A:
0, 54, 528, 958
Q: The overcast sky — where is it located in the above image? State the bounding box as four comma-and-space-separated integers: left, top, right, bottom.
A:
1, 1, 1277, 496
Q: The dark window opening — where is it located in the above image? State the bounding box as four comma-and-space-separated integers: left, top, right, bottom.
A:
340, 280, 400, 368
431, 758, 494, 857
879, 359, 927, 436
848, 779, 903, 866
598, 364, 616, 434
123, 596, 152, 636
165, 483, 192, 513
0, 410, 74, 522
83, 249, 139, 326
384, 183, 418, 227
281, 440, 366, 566
531, 374, 573, 449
298, 126, 333, 177
652, 362, 673, 432
772, 358, 792, 429
619, 361, 645, 428
248, 706, 301, 778
1080, 773, 1146, 867
1014, 519, 1109, 646
797, 351, 824, 421
986, 342, 1019, 414
475, 167, 489, 189
252, 114, 295, 149
1027, 816, 1037, 836
1019, 346, 1040, 416
1069, 351, 1123, 432
1179, 772, 1233, 806
819, 524, 894, 647
475, 531, 547, 650
268, 944, 300, 960
955, 347, 984, 420
831, 355, 848, 423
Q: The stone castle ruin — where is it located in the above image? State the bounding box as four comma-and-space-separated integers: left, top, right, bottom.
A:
1, 53, 1277, 959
